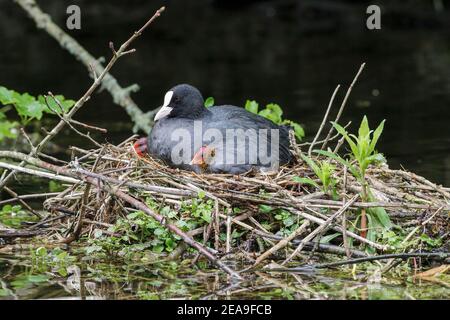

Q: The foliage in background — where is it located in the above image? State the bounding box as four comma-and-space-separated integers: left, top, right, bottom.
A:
245, 100, 305, 141
0, 86, 75, 141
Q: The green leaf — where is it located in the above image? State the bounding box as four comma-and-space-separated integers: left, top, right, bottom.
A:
300, 154, 320, 177
202, 211, 212, 223
331, 122, 360, 160
259, 104, 283, 124
369, 206, 392, 229
292, 176, 319, 188
291, 122, 305, 140
283, 216, 294, 227
314, 150, 360, 179
49, 181, 64, 193
152, 244, 165, 253
154, 228, 166, 236
36, 247, 47, 257
0, 120, 18, 141
266, 103, 283, 118
358, 115, 370, 138
40, 95, 75, 114
204, 97, 215, 108
0, 86, 75, 125
165, 238, 176, 251
27, 274, 50, 283
282, 120, 305, 141
319, 233, 340, 244
369, 119, 385, 154
244, 100, 259, 114
259, 204, 273, 213
0, 87, 14, 104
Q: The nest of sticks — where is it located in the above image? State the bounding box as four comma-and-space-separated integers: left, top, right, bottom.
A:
1, 131, 447, 278
0, 8, 448, 277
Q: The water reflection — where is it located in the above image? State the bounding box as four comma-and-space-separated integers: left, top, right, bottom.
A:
1, 254, 449, 300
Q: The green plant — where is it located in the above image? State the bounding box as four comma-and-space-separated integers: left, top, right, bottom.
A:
0, 86, 75, 141
294, 154, 338, 198
258, 205, 301, 237
30, 247, 76, 276
315, 116, 392, 247
244, 100, 305, 140
204, 97, 214, 108
0, 204, 38, 228
97, 208, 181, 255
85, 195, 216, 258
180, 194, 214, 224
316, 116, 385, 185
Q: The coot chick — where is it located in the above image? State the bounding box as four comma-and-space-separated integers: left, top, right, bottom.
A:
137, 84, 292, 174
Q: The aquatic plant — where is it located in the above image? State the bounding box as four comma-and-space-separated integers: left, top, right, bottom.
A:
315, 116, 392, 244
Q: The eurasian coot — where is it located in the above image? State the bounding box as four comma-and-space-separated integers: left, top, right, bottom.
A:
135, 84, 292, 174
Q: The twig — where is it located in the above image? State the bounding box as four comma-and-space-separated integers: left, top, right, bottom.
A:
308, 85, 341, 157
3, 186, 42, 218
267, 252, 449, 272
226, 208, 232, 254
401, 206, 445, 245
0, 161, 79, 184
253, 220, 310, 267
45, 94, 103, 148
341, 166, 351, 258
282, 194, 359, 265
14, 0, 157, 133
321, 63, 366, 149
0, 192, 60, 206
0, 5, 165, 191
69, 119, 107, 133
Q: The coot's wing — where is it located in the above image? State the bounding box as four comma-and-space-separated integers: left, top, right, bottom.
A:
206, 105, 292, 166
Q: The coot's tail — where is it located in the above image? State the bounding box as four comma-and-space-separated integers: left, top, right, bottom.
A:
279, 124, 294, 164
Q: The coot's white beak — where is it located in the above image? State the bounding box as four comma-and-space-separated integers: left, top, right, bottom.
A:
154, 90, 174, 122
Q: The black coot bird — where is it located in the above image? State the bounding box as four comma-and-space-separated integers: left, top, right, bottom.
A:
134, 84, 292, 174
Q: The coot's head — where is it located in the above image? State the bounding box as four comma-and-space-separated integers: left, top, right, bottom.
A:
154, 84, 206, 121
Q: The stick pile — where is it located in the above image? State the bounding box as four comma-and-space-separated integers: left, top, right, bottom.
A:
0, 5, 448, 279
1, 135, 448, 277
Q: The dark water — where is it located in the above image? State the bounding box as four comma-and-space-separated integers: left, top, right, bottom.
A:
0, 0, 450, 186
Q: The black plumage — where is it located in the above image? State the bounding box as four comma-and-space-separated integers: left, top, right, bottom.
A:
148, 84, 292, 174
